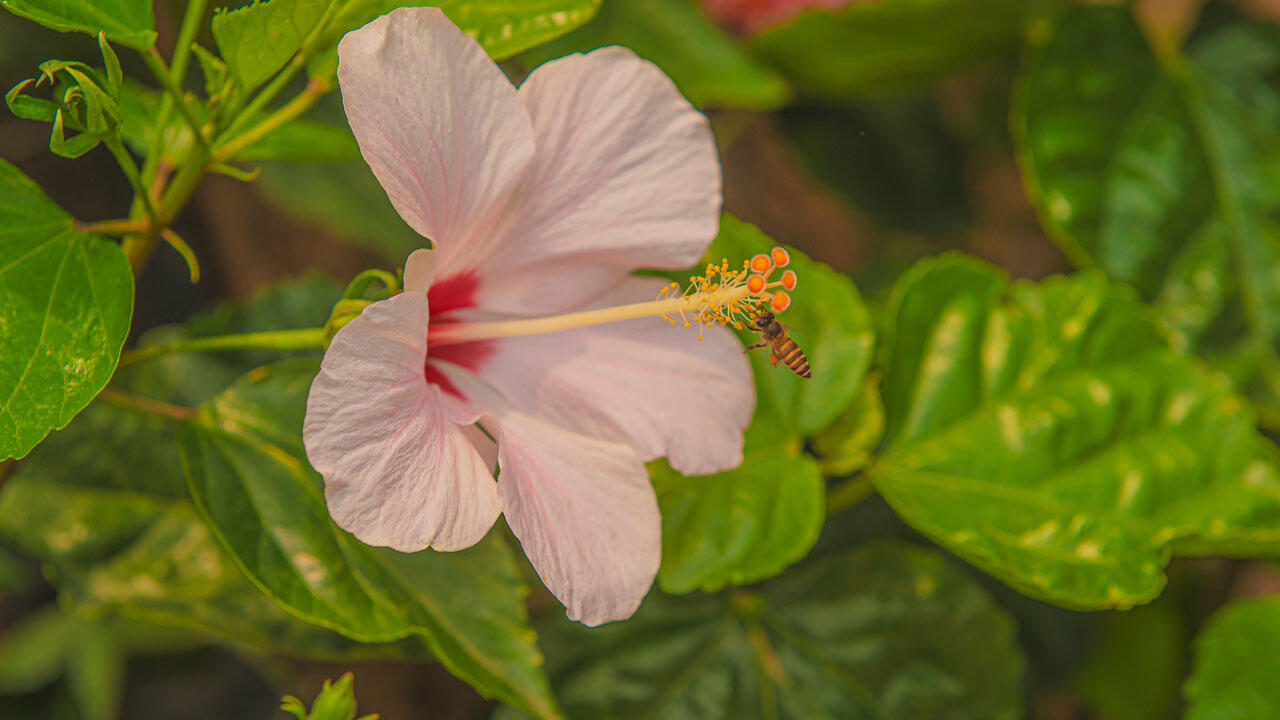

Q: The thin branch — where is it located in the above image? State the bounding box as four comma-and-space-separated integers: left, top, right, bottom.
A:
97, 389, 198, 421
119, 327, 327, 366
826, 476, 875, 516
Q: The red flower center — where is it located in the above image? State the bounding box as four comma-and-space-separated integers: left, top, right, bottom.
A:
425, 272, 494, 397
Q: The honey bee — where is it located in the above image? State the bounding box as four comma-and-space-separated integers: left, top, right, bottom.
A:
748, 311, 810, 378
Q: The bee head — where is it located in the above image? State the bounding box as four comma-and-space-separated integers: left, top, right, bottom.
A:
753, 311, 775, 329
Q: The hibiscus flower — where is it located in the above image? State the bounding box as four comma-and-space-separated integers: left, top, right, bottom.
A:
302, 7, 769, 626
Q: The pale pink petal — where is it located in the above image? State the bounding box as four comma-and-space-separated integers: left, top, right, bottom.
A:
473, 47, 722, 315
337, 7, 534, 273
476, 278, 754, 476
403, 248, 437, 293
303, 292, 500, 552
439, 366, 659, 626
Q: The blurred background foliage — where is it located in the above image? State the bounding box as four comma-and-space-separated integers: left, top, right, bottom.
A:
6, 0, 1280, 718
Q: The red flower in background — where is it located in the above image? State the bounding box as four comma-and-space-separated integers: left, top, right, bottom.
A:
703, 0, 868, 34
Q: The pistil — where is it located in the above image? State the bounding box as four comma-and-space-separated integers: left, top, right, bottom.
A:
429, 248, 798, 347
429, 284, 755, 347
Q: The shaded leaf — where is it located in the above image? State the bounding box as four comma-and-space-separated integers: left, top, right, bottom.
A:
1077, 598, 1185, 720
180, 359, 561, 720
1014, 7, 1280, 415
257, 159, 423, 262
520, 0, 788, 110
872, 253, 1280, 609
499, 542, 1024, 720
1184, 594, 1280, 720
754, 0, 1026, 97
0, 158, 132, 460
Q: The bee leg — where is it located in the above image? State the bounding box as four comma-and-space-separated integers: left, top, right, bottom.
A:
768, 352, 779, 367
744, 342, 767, 351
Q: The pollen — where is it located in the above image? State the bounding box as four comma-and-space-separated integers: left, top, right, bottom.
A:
652, 245, 800, 337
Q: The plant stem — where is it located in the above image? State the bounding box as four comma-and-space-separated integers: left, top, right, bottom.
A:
122, 144, 209, 272
119, 327, 327, 366
215, 77, 331, 161
143, 48, 209, 151
168, 0, 208, 92
217, 0, 341, 141
103, 137, 156, 221
75, 218, 150, 235
97, 389, 198, 421
826, 476, 875, 516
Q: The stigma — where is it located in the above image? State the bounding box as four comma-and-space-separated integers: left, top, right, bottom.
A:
656, 247, 798, 340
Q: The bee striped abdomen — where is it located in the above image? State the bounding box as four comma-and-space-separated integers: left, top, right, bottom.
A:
775, 338, 811, 378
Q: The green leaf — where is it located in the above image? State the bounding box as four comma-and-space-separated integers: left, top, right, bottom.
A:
652, 422, 824, 594
257, 160, 423, 262
811, 372, 884, 476
709, 215, 875, 435
1013, 7, 1280, 415
179, 359, 561, 720
1184, 595, 1280, 720
234, 118, 359, 162
212, 0, 333, 91
122, 273, 340, 406
520, 0, 789, 110
0, 379, 426, 662
0, 158, 133, 460
499, 542, 1025, 720
1, 0, 155, 50
0, 607, 79, 695
753, 0, 1027, 97
650, 216, 874, 593
871, 253, 1280, 609
64, 619, 122, 720
310, 0, 602, 78
1077, 598, 1185, 720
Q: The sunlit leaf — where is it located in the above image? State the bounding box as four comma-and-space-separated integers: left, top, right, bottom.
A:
0, 0, 155, 50
872, 253, 1280, 609
708, 215, 874, 435
651, 421, 823, 593
0, 158, 132, 460
498, 542, 1024, 720
213, 0, 333, 91
309, 0, 602, 78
